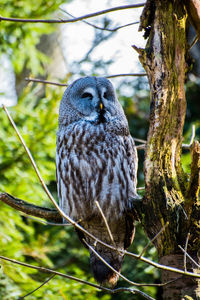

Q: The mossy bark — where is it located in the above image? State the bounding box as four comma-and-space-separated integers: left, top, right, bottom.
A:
137, 0, 200, 299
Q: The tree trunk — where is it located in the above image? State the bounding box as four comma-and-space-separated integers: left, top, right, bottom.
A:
136, 0, 200, 299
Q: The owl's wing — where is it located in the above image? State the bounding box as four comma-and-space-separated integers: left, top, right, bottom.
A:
123, 135, 139, 249
124, 135, 138, 194
124, 212, 135, 249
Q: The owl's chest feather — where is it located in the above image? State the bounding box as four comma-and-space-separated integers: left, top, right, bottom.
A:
56, 122, 134, 219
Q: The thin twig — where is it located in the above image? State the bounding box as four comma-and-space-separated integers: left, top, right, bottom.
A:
106, 73, 146, 78
19, 275, 55, 299
139, 222, 169, 258
184, 233, 190, 272
136, 144, 145, 150
60, 8, 139, 32
25, 73, 147, 87
133, 137, 147, 144
178, 245, 200, 268
189, 35, 199, 49
3, 106, 200, 280
137, 187, 145, 190
95, 201, 116, 247
0, 4, 145, 24
25, 77, 68, 87
0, 255, 154, 300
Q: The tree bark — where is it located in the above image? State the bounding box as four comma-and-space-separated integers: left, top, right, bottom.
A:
137, 0, 200, 299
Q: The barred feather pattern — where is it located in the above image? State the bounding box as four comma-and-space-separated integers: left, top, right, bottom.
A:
56, 76, 138, 287
56, 121, 137, 222
56, 120, 137, 286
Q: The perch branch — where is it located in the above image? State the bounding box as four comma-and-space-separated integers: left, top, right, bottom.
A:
0, 4, 145, 24
60, 8, 139, 32
0, 255, 155, 300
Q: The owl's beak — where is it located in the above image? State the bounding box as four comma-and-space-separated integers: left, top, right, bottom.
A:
99, 102, 104, 110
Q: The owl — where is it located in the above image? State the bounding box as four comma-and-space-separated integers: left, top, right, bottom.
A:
56, 76, 138, 287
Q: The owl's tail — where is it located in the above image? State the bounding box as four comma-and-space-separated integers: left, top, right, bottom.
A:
89, 248, 124, 287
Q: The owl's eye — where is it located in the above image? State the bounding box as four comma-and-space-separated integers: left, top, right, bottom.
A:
81, 92, 93, 100
103, 92, 108, 99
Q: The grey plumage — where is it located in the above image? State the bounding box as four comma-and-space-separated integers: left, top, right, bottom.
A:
56, 76, 138, 286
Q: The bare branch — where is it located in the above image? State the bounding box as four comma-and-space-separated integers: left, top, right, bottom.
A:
0, 3, 145, 24
25, 77, 68, 87
106, 73, 146, 78
60, 8, 139, 32
95, 201, 116, 247
133, 137, 147, 144
139, 222, 169, 258
0, 192, 62, 223
25, 73, 147, 86
0, 255, 155, 300
136, 144, 145, 150
19, 275, 55, 299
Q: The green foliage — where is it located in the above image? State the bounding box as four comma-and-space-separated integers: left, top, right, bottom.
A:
0, 0, 64, 75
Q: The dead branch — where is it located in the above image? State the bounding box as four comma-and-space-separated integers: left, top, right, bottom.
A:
25, 73, 147, 86
25, 77, 68, 86
95, 201, 116, 247
0, 193, 62, 223
0, 3, 145, 24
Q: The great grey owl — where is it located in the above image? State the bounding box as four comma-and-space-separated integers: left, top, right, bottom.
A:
56, 76, 138, 287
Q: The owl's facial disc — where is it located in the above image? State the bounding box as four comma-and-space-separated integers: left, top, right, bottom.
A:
80, 87, 106, 124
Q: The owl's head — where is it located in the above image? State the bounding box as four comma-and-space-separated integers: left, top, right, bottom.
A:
58, 76, 127, 129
